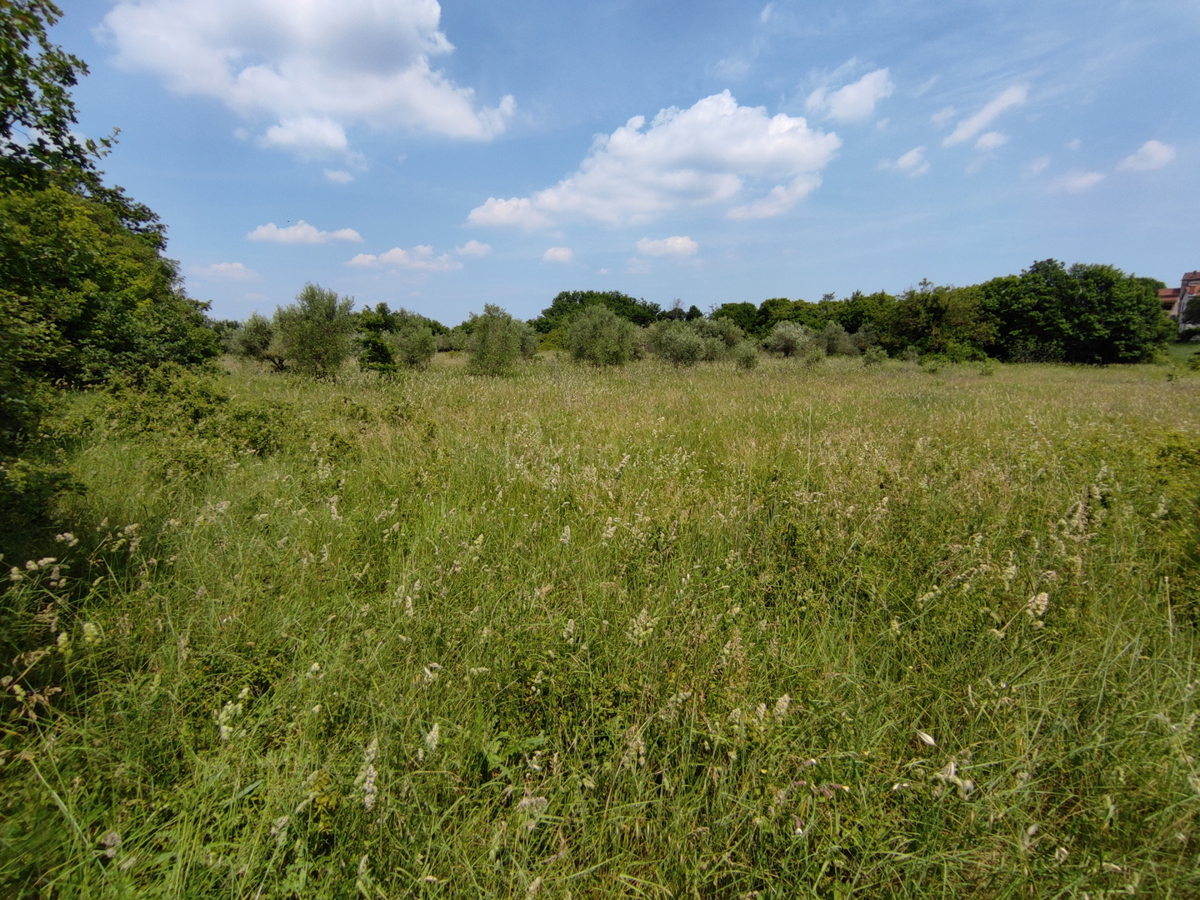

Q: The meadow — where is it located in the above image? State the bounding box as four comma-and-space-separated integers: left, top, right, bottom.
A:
2, 355, 1198, 898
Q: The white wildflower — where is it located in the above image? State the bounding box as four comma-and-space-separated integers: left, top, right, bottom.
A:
54, 532, 79, 548
774, 694, 791, 719
424, 723, 440, 756
626, 608, 657, 647
422, 663, 441, 685
560, 525, 571, 546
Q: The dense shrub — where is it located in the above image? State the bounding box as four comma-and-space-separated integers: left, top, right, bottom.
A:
467, 304, 533, 376
273, 284, 356, 379
764, 321, 810, 357
567, 304, 643, 366
650, 320, 705, 366
732, 340, 759, 369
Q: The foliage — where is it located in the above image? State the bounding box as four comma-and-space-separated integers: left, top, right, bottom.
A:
531, 289, 662, 332
695, 316, 745, 349
731, 340, 759, 369
273, 283, 356, 379
230, 312, 285, 371
566, 304, 643, 367
649, 319, 706, 366
466, 304, 534, 376
862, 344, 888, 367
764, 320, 811, 357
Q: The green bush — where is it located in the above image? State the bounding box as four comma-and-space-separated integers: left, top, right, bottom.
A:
650, 320, 705, 366
732, 340, 759, 369
466, 305, 530, 376
567, 305, 643, 366
862, 345, 887, 367
273, 284, 356, 379
391, 323, 437, 370
765, 321, 812, 358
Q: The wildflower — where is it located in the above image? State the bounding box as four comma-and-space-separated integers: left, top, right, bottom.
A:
774, 694, 791, 719
889, 617, 901, 637
422, 663, 441, 685
526, 876, 543, 897
99, 831, 121, 859
560, 525, 571, 546
56, 631, 72, 658
562, 618, 576, 643
355, 739, 379, 811
424, 723, 440, 756
54, 532, 79, 548
601, 518, 618, 541
626, 608, 657, 647
217, 696, 244, 741
1026, 592, 1050, 627
306, 662, 323, 680
82, 622, 102, 646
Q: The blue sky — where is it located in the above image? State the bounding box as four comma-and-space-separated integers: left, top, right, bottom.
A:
52, 0, 1200, 325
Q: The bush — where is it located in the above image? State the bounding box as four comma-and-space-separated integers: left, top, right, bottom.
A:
650, 321, 705, 366
567, 305, 643, 366
274, 284, 356, 379
765, 321, 811, 358
467, 305, 529, 376
820, 322, 859, 356
696, 317, 746, 349
862, 345, 887, 367
732, 341, 759, 370
392, 323, 437, 370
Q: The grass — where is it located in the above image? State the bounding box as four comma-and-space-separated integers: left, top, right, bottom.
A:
2, 354, 1199, 898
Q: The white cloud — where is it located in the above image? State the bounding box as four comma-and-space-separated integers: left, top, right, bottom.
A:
469, 91, 840, 228
636, 236, 698, 257
100, 0, 515, 157
805, 69, 894, 123
455, 239, 492, 257
1117, 139, 1176, 172
759, 4, 775, 24
626, 257, 652, 275
324, 168, 355, 184
1026, 155, 1051, 175
190, 261, 258, 280
930, 106, 957, 128
1050, 170, 1105, 193
1066, 138, 1081, 151
974, 131, 1009, 152
347, 245, 462, 271
543, 247, 574, 263
943, 85, 1028, 147
880, 146, 929, 177
728, 175, 821, 220
247, 220, 362, 243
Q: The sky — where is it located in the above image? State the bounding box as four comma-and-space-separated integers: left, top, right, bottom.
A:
50, 0, 1200, 325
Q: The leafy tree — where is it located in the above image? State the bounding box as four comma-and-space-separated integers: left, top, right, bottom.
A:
879, 283, 997, 360
532, 290, 662, 333
765, 321, 810, 357
467, 304, 531, 376
232, 312, 285, 371
567, 304, 642, 366
711, 301, 760, 336
274, 283, 356, 378
650, 320, 705, 366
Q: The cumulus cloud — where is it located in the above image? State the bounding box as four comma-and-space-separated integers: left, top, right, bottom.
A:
1050, 170, 1105, 193
247, 220, 362, 243
943, 85, 1028, 147
324, 169, 355, 184
636, 236, 698, 257
542, 247, 574, 263
974, 131, 1009, 152
190, 261, 258, 280
469, 91, 839, 228
879, 146, 929, 177
455, 239, 492, 257
100, 0, 515, 157
805, 69, 894, 123
347, 245, 462, 271
1117, 139, 1176, 172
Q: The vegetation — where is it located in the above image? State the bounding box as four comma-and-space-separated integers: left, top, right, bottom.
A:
566, 304, 644, 367
3, 356, 1198, 898
466, 304, 538, 376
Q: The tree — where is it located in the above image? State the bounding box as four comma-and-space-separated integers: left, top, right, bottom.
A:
466, 304, 531, 375
567, 304, 642, 366
765, 321, 810, 358
274, 284, 356, 378
532, 290, 662, 333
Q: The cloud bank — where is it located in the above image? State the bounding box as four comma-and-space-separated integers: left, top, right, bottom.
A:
247, 220, 362, 243
347, 245, 461, 271
468, 91, 840, 228
101, 0, 515, 157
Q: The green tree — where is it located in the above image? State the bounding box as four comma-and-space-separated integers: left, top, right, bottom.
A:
567, 304, 642, 366
467, 304, 530, 376
532, 290, 662, 333
274, 283, 356, 378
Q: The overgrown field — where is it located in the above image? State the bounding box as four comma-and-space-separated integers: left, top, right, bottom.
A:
3, 356, 1199, 898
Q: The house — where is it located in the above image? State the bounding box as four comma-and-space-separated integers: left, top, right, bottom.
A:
1163, 271, 1200, 331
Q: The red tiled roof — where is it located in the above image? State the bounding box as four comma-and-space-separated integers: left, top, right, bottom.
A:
1160, 288, 1182, 298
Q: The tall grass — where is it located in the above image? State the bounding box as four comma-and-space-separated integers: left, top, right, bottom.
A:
2, 356, 1198, 898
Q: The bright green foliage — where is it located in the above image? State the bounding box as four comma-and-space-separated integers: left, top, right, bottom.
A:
710, 300, 759, 335
862, 344, 888, 366
0, 185, 219, 385
566, 304, 643, 366
231, 312, 285, 371
532, 289, 662, 332
466, 304, 533, 375
879, 282, 997, 360
273, 283, 356, 379
389, 323, 437, 370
